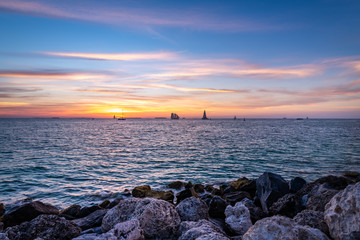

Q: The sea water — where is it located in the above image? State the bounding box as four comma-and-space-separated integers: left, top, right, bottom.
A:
0, 118, 359, 207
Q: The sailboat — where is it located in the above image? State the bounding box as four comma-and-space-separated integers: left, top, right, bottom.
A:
118, 110, 126, 120
234, 116, 237, 120
202, 110, 209, 120
171, 113, 180, 119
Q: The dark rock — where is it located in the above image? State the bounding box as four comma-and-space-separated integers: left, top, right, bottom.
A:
294, 210, 329, 236
60, 204, 81, 218
98, 200, 110, 209
0, 203, 4, 217
77, 205, 100, 218
176, 188, 194, 204
0, 222, 3, 233
72, 209, 108, 230
132, 185, 174, 203
239, 198, 265, 224
211, 188, 222, 196
3, 200, 59, 228
343, 171, 360, 178
307, 189, 339, 211
238, 180, 257, 198
256, 172, 289, 214
289, 177, 306, 193
168, 181, 185, 190
185, 181, 193, 189
269, 193, 304, 218
223, 191, 251, 206
176, 197, 209, 221
121, 189, 131, 196
202, 195, 229, 219
205, 185, 215, 192
314, 175, 353, 190
230, 177, 252, 191
194, 183, 205, 193
132, 185, 151, 198
107, 196, 124, 209
5, 214, 81, 240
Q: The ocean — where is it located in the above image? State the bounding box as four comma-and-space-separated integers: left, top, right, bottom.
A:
0, 118, 359, 208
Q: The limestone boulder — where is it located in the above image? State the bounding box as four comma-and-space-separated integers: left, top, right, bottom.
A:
239, 198, 265, 224
293, 210, 329, 236
225, 202, 252, 236
178, 219, 229, 240
176, 197, 209, 221
5, 214, 81, 240
101, 198, 180, 239
256, 172, 289, 214
242, 215, 329, 240
324, 182, 360, 240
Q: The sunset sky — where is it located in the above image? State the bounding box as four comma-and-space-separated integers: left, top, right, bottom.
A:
0, 0, 360, 118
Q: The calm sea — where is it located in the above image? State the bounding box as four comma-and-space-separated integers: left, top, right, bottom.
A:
0, 118, 359, 207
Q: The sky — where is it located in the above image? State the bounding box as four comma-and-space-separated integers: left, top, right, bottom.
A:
0, 0, 360, 118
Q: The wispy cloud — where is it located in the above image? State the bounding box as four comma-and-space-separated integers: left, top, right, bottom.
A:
0, 0, 283, 32
0, 70, 111, 80
43, 51, 179, 61
146, 60, 321, 80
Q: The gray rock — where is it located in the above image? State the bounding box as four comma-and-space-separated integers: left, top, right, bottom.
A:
242, 215, 329, 240
225, 202, 252, 236
176, 197, 209, 221
306, 188, 339, 211
223, 192, 251, 206
73, 233, 99, 240
324, 182, 360, 240
5, 214, 81, 240
3, 200, 59, 228
293, 210, 329, 236
256, 172, 289, 214
101, 198, 180, 239
239, 198, 265, 224
72, 209, 108, 230
178, 220, 229, 240
0, 233, 9, 240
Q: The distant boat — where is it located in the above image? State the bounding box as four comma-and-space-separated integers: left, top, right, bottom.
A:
155, 117, 166, 119
234, 116, 237, 120
118, 110, 126, 120
202, 110, 209, 120
243, 118, 245, 121
113, 115, 116, 119
171, 113, 180, 119
296, 118, 304, 120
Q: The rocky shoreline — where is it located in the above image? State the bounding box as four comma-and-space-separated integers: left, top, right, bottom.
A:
0, 171, 359, 240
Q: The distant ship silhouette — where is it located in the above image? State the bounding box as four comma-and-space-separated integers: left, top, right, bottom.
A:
202, 110, 209, 120
171, 113, 180, 119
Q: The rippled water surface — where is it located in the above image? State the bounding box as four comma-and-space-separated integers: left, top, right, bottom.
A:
0, 118, 359, 207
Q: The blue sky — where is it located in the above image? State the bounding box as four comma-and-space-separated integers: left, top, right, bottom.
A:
0, 0, 360, 118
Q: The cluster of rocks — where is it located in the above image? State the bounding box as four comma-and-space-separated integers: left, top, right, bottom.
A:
0, 171, 359, 240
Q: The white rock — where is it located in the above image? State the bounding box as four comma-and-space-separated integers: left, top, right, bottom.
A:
178, 219, 229, 240
242, 215, 329, 240
176, 197, 209, 221
324, 182, 360, 240
225, 202, 252, 236
101, 198, 180, 239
